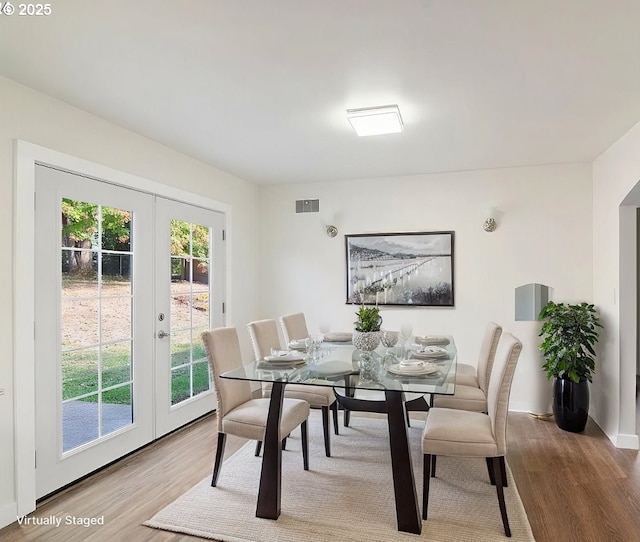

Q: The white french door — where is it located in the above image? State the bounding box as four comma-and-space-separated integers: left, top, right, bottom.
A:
34, 165, 224, 498
154, 197, 224, 436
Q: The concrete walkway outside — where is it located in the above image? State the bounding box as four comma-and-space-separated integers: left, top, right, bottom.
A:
62, 400, 132, 452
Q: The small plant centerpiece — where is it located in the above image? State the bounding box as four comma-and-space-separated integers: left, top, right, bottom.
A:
538, 301, 603, 433
352, 305, 382, 352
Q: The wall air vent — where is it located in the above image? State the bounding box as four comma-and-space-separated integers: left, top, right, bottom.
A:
295, 199, 320, 213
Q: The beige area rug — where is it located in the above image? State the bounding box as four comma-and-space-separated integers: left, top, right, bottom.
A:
145, 412, 535, 541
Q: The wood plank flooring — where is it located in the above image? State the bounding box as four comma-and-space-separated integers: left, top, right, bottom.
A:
1, 411, 639, 541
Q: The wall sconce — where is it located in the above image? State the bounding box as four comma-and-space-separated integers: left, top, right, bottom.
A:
325, 225, 338, 238
483, 207, 499, 232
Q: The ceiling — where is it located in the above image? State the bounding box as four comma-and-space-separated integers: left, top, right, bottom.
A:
1, 0, 640, 185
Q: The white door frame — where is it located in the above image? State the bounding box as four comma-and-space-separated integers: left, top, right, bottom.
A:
14, 140, 233, 517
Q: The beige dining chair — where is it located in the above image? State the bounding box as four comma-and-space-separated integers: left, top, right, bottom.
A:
202, 327, 310, 487
247, 319, 339, 457
421, 332, 522, 537
279, 312, 309, 344
432, 322, 502, 413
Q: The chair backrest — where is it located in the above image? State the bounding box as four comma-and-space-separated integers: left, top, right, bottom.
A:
279, 313, 309, 344
202, 327, 252, 431
486, 332, 522, 455
247, 319, 281, 360
476, 322, 503, 392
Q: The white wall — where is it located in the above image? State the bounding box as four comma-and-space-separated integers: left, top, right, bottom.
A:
258, 163, 593, 414
0, 76, 260, 527
593, 119, 640, 449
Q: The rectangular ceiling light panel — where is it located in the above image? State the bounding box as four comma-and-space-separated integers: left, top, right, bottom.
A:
346, 105, 403, 137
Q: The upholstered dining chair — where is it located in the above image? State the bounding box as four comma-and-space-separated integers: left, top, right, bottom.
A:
201, 327, 310, 487
421, 332, 522, 537
247, 319, 339, 457
432, 322, 502, 413
279, 312, 309, 344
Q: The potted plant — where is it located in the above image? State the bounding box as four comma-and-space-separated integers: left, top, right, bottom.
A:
538, 301, 603, 433
353, 306, 382, 352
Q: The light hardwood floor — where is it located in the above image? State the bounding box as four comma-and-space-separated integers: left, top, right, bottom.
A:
1, 411, 639, 541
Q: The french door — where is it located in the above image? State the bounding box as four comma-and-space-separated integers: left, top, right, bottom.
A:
154, 197, 224, 436
34, 165, 224, 498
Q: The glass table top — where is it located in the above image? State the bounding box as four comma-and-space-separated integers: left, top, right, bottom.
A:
220, 337, 457, 396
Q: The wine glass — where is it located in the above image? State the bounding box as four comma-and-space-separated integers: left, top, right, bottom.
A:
400, 323, 413, 359
381, 330, 399, 366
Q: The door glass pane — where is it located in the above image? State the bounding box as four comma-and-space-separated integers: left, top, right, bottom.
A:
192, 361, 210, 396
171, 329, 191, 368
62, 348, 99, 400
169, 221, 212, 406
192, 294, 210, 329
102, 385, 132, 435
171, 366, 190, 405
101, 206, 131, 252
61, 250, 98, 296
102, 254, 131, 293
61, 198, 135, 453
102, 342, 132, 388
102, 297, 132, 343
62, 397, 99, 452
61, 299, 99, 349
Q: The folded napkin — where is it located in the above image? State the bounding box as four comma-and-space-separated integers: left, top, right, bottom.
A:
323, 331, 353, 342
264, 351, 305, 363
288, 339, 308, 350
414, 335, 450, 346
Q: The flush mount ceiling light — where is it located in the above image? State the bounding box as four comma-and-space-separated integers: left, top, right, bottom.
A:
346, 105, 403, 136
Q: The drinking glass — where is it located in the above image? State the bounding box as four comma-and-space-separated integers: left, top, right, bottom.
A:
307, 333, 324, 364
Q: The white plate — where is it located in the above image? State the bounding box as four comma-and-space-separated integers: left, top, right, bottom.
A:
399, 359, 424, 368
411, 347, 448, 360
411, 344, 448, 353
387, 363, 439, 376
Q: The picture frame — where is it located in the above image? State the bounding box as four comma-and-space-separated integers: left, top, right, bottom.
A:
345, 231, 455, 307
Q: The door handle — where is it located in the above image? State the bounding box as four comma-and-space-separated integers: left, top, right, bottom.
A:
157, 330, 169, 339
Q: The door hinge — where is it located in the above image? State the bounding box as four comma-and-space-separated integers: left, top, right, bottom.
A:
222, 302, 225, 314
222, 229, 226, 241
34, 451, 37, 468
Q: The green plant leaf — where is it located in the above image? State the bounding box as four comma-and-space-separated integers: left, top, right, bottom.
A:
538, 301, 602, 382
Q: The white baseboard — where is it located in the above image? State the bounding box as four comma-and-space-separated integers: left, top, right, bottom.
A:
0, 501, 17, 530
612, 432, 639, 450
507, 401, 534, 413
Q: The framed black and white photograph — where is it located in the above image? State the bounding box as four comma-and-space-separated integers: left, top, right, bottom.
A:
345, 231, 455, 307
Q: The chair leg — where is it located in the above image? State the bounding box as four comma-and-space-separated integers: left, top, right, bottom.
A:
422, 454, 431, 520
321, 406, 331, 457
492, 456, 511, 537
486, 457, 496, 485
211, 432, 227, 487
430, 455, 437, 478
301, 421, 309, 471
405, 403, 411, 428
282, 437, 287, 450
499, 456, 508, 488
331, 401, 339, 435
255, 441, 262, 457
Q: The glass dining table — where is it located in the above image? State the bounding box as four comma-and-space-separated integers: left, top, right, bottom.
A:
219, 337, 457, 535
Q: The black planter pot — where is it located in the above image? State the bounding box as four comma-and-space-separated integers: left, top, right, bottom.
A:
552, 377, 589, 433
